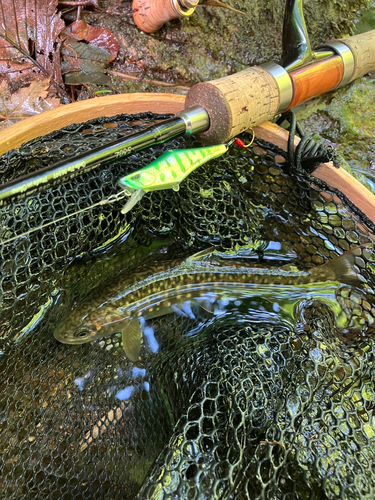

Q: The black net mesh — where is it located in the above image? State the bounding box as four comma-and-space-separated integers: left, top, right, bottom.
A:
1, 112, 375, 499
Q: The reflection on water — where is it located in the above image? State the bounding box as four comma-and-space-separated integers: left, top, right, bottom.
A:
53, 240, 368, 368
127, 279, 355, 363
2, 235, 375, 499
116, 386, 134, 401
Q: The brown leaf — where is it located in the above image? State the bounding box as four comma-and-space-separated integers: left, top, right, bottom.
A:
0, 80, 60, 129
0, 0, 65, 87
62, 20, 119, 62
61, 42, 112, 85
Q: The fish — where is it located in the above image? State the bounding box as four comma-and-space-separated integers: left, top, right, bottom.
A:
53, 246, 367, 362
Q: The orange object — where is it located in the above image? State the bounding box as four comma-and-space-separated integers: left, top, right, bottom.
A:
132, 0, 199, 34
287, 55, 343, 109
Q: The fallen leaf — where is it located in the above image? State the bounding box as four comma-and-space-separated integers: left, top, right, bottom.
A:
60, 20, 119, 85
0, 0, 65, 93
61, 43, 112, 85
0, 80, 60, 129
62, 20, 119, 62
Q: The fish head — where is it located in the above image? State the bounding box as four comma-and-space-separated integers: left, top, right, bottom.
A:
54, 301, 128, 345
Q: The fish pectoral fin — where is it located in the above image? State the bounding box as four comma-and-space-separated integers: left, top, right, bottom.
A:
122, 319, 143, 362
184, 247, 220, 267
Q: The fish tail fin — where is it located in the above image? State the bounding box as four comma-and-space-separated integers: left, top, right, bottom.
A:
326, 246, 368, 288
122, 319, 143, 362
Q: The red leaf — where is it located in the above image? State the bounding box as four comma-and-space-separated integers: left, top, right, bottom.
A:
63, 20, 119, 63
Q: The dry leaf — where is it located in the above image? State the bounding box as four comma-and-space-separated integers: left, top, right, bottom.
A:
0, 80, 60, 130
61, 45, 112, 85
0, 0, 65, 88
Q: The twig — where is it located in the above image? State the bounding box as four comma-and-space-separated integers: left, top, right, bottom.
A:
57, 0, 100, 8
107, 70, 190, 91
0, 32, 67, 98
58, 1, 92, 4
62, 40, 79, 59
201, 0, 247, 16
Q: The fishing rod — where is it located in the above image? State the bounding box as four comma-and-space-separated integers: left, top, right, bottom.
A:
0, 0, 374, 205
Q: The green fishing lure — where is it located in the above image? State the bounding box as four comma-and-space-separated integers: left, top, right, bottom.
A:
117, 143, 230, 214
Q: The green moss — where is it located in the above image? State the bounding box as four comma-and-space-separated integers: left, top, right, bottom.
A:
298, 79, 375, 182
84, 0, 372, 91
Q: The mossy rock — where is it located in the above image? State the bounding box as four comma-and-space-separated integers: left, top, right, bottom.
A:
296, 78, 375, 187
84, 0, 372, 91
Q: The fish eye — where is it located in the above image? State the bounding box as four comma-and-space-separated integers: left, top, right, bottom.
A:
75, 330, 90, 339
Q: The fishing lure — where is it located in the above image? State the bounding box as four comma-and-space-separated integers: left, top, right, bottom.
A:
117, 135, 253, 214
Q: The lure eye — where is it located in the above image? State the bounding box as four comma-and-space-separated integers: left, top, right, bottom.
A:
75, 330, 90, 339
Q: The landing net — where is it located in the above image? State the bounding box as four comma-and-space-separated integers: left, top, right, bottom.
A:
1, 112, 375, 499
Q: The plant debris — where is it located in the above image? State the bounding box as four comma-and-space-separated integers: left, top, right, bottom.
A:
0, 80, 60, 129
0, 0, 66, 95
61, 19, 119, 84
200, 0, 247, 16
107, 70, 190, 91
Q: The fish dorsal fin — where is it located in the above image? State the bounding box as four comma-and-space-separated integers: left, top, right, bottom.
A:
183, 247, 221, 267
320, 245, 369, 289
122, 318, 143, 362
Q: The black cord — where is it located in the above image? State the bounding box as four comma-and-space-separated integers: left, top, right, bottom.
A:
276, 111, 341, 174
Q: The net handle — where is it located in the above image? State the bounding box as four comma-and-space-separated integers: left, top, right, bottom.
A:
132, 0, 198, 34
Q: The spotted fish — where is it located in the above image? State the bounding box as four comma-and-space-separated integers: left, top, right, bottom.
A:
53, 247, 367, 361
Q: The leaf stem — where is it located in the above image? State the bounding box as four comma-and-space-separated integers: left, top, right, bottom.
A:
0, 32, 68, 98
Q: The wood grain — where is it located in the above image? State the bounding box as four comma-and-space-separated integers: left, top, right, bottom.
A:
287, 56, 343, 109
254, 121, 375, 226
0, 93, 185, 156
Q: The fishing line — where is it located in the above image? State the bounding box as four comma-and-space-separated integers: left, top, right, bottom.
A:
0, 191, 128, 247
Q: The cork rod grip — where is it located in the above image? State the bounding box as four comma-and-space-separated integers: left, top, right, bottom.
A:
338, 29, 375, 81
185, 67, 280, 144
